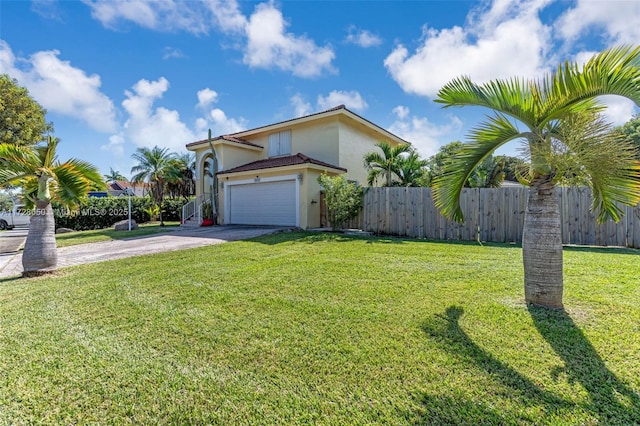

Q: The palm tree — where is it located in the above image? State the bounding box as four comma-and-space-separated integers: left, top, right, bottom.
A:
466, 156, 506, 188
395, 151, 429, 187
130, 146, 175, 226
363, 141, 412, 186
433, 45, 640, 309
103, 167, 127, 183
166, 152, 195, 201
0, 136, 103, 275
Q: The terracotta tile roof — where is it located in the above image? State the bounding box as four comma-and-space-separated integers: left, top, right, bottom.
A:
109, 180, 150, 191
109, 180, 131, 190
218, 153, 347, 175
186, 135, 262, 149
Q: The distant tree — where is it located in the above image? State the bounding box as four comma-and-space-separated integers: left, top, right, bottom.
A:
166, 152, 195, 201
0, 74, 50, 146
467, 156, 505, 188
496, 155, 527, 182
428, 142, 510, 188
363, 141, 412, 186
0, 136, 104, 275
619, 114, 640, 159
130, 146, 175, 226
395, 151, 429, 187
426, 141, 464, 181
103, 167, 127, 183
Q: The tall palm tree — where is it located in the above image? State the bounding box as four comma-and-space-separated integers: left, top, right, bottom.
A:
0, 136, 103, 275
103, 167, 127, 183
433, 45, 640, 309
363, 141, 412, 186
130, 146, 175, 226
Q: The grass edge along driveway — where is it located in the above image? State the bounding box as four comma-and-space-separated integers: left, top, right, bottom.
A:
1, 232, 638, 425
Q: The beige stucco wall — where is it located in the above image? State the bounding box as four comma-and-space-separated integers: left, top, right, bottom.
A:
337, 117, 405, 185
229, 117, 340, 165
218, 144, 262, 171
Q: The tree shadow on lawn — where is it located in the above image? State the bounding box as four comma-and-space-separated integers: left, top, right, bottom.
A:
527, 305, 640, 424
414, 306, 640, 424
415, 306, 572, 424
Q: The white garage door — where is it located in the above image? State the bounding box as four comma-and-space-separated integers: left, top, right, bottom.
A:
228, 180, 297, 226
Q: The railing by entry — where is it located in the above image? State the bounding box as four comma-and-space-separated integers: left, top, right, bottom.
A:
181, 194, 204, 224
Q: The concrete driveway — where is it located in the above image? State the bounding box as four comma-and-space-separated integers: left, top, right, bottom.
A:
0, 225, 287, 279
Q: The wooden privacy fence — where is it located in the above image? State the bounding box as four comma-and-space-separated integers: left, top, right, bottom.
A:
327, 187, 640, 248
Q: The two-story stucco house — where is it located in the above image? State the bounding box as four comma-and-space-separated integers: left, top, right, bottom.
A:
184, 105, 409, 229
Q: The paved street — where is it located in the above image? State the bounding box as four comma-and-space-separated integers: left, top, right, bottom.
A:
0, 225, 287, 279
0, 226, 28, 254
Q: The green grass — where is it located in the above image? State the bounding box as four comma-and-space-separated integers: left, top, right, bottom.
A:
55, 221, 181, 247
1, 232, 639, 425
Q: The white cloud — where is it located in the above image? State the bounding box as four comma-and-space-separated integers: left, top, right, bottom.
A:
0, 40, 117, 133
205, 0, 247, 34
100, 133, 125, 157
555, 0, 640, 45
209, 108, 246, 134
345, 26, 382, 47
290, 94, 313, 117
121, 77, 197, 151
83, 0, 336, 78
388, 107, 463, 158
31, 0, 64, 21
197, 88, 219, 109
598, 96, 637, 126
384, 0, 553, 98
82, 0, 209, 34
317, 90, 368, 112
392, 105, 410, 120
162, 46, 185, 60
243, 3, 335, 78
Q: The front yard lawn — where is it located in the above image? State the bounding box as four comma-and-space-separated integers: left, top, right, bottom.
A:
1, 232, 638, 424
55, 221, 180, 247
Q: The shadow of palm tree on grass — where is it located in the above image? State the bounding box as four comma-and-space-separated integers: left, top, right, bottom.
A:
416, 306, 640, 425
418, 306, 571, 424
527, 305, 640, 425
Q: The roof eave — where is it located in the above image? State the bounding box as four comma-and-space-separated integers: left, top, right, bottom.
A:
218, 163, 347, 178
186, 138, 263, 152
227, 106, 410, 146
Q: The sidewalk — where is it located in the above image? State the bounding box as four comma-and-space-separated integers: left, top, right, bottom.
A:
0, 225, 286, 280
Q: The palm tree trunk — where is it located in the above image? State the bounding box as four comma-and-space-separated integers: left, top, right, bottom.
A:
522, 176, 563, 309
22, 200, 58, 276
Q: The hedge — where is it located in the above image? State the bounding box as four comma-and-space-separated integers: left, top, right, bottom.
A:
53, 197, 188, 230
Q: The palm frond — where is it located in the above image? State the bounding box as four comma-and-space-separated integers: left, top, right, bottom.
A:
436, 76, 537, 126
433, 114, 524, 221
553, 113, 640, 222
540, 45, 640, 124
51, 158, 104, 207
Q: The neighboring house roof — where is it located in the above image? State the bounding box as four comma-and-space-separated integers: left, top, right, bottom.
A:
218, 153, 347, 175
109, 180, 133, 191
186, 105, 410, 150
186, 134, 263, 149
107, 180, 149, 196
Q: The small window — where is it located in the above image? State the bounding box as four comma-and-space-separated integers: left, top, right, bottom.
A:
268, 130, 291, 157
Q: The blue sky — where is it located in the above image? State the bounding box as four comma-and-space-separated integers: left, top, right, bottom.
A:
1, 0, 639, 178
